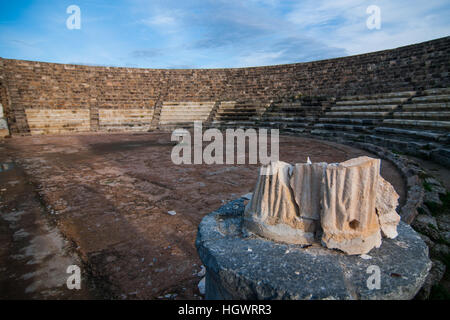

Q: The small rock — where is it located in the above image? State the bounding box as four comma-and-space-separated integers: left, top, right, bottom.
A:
241, 193, 253, 200
167, 210, 176, 216
424, 177, 441, 187
197, 265, 206, 277
360, 254, 372, 260
198, 277, 206, 295
106, 255, 117, 263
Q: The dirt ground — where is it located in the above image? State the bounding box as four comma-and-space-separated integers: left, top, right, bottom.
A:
0, 132, 406, 299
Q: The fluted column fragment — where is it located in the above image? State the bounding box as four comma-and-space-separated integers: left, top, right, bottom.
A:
320, 157, 382, 255
243, 156, 401, 255
290, 162, 327, 221
244, 161, 316, 244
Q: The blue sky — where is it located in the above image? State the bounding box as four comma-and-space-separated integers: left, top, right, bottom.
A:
0, 0, 449, 68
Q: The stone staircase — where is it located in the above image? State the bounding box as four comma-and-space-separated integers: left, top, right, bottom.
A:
211, 101, 268, 129
367, 88, 450, 165
258, 97, 328, 134
158, 101, 215, 131
25, 108, 91, 135
98, 108, 154, 132
311, 91, 416, 141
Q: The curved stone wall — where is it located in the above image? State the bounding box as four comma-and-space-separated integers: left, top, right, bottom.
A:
0, 36, 449, 135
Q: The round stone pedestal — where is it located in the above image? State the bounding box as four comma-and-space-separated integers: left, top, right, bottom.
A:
196, 198, 432, 300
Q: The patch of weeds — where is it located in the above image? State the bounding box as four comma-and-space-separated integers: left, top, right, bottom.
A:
391, 149, 404, 155
423, 181, 433, 192
439, 192, 450, 211
427, 192, 450, 217
418, 170, 432, 180
428, 223, 438, 230
436, 234, 450, 246
425, 201, 442, 216
439, 252, 450, 271
417, 207, 426, 215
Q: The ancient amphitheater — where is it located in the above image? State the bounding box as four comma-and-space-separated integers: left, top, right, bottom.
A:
0, 36, 449, 300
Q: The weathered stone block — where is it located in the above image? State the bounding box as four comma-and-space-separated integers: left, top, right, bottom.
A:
244, 161, 316, 245
245, 156, 401, 255
321, 157, 382, 255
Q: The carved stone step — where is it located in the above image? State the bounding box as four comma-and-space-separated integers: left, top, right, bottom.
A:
431, 148, 450, 167
319, 117, 379, 125
260, 116, 315, 122
423, 88, 450, 96
310, 129, 361, 140
411, 94, 450, 103
331, 105, 398, 112
313, 123, 367, 132
216, 109, 257, 114
336, 97, 409, 106
392, 111, 450, 120
363, 135, 441, 160
324, 111, 390, 118
374, 127, 447, 141
160, 108, 211, 112
382, 119, 450, 130
285, 127, 308, 133
340, 91, 416, 101
160, 111, 211, 116
402, 102, 450, 111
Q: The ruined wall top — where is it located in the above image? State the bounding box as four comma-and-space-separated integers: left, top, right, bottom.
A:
1, 36, 449, 134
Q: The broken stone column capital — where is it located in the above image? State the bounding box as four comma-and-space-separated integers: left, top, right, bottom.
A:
244, 156, 400, 255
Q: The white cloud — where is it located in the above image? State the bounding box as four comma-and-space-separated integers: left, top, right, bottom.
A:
141, 14, 176, 27
287, 0, 450, 55
237, 50, 286, 67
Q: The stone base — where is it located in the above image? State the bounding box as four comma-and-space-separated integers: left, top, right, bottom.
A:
321, 230, 382, 256
243, 216, 316, 245
196, 198, 432, 300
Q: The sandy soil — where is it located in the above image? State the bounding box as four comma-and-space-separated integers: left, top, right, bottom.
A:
0, 132, 406, 299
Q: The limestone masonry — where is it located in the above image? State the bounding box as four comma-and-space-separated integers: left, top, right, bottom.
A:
0, 36, 449, 136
